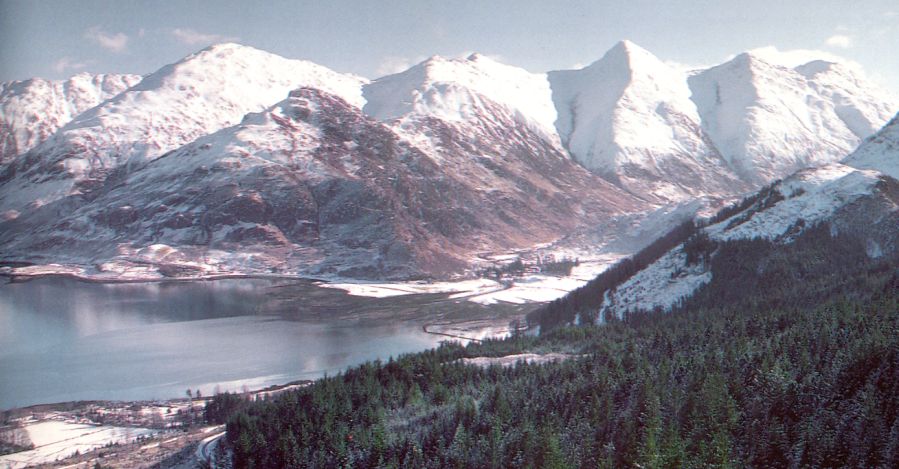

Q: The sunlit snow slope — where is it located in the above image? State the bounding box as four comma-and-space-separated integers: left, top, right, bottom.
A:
0, 72, 142, 166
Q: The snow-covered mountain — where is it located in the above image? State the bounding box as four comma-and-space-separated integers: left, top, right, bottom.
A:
0, 41, 895, 281
549, 42, 897, 203
549, 41, 747, 203
844, 114, 899, 179
597, 113, 899, 317
0, 72, 142, 166
0, 87, 641, 279
364, 53, 561, 147
689, 52, 897, 185
0, 43, 366, 215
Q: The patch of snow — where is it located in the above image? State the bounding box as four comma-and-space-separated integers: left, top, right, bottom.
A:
0, 420, 154, 468
467, 275, 585, 305
708, 164, 882, 241
321, 278, 501, 298
460, 352, 580, 368
844, 113, 899, 179
601, 251, 711, 318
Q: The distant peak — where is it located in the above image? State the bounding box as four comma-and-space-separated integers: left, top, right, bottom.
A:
611, 39, 643, 52
416, 54, 449, 67
582, 39, 665, 74
187, 42, 273, 62
407, 53, 492, 76
720, 51, 778, 72
731, 52, 757, 64
201, 42, 252, 53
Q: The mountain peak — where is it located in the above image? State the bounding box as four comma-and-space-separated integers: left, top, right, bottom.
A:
587, 39, 662, 74
363, 52, 559, 141
610, 39, 648, 55
727, 51, 776, 72
409, 53, 500, 75
195, 41, 259, 55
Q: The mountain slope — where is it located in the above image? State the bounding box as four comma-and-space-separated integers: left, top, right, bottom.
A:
363, 53, 560, 147
528, 112, 899, 328
1, 42, 895, 281
844, 114, 899, 179
0, 72, 142, 166
549, 41, 746, 203
0, 43, 367, 215
689, 52, 897, 184
0, 87, 641, 279
797, 60, 897, 139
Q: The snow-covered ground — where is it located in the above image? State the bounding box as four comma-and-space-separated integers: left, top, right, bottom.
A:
599, 251, 712, 318
0, 419, 154, 468
707, 164, 882, 242
599, 159, 894, 319
320, 254, 623, 305
460, 352, 581, 368
320, 278, 500, 299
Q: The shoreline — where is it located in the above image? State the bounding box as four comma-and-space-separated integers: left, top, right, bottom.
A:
1, 379, 314, 416
0, 268, 325, 285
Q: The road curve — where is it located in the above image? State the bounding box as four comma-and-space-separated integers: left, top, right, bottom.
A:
195, 428, 226, 468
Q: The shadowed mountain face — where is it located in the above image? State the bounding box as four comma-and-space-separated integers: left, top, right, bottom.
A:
0, 41, 895, 280
0, 88, 642, 279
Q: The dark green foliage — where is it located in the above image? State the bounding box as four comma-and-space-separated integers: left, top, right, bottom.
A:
204, 392, 249, 424
219, 220, 899, 468
539, 258, 580, 276
724, 183, 786, 230
222, 278, 898, 468
682, 231, 716, 266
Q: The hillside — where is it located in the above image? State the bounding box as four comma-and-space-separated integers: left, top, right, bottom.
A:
0, 41, 895, 281
210, 218, 899, 467
0, 87, 639, 279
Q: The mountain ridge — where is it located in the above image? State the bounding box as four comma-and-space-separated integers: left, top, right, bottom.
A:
0, 41, 896, 281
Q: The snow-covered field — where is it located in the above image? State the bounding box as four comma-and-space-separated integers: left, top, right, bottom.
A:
0, 419, 154, 468
320, 255, 623, 306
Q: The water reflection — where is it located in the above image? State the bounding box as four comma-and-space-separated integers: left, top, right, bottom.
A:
0, 278, 447, 410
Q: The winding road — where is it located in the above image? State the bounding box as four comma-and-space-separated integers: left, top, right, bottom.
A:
195, 427, 226, 468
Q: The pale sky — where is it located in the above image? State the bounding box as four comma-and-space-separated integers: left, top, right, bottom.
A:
1, 0, 898, 94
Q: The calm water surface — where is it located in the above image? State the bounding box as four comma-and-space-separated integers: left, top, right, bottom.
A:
0, 277, 474, 410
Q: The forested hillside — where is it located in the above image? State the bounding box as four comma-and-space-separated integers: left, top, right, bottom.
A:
210, 218, 899, 468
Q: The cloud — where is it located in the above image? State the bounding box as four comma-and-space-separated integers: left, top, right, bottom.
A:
53, 57, 90, 74
84, 26, 129, 52
375, 51, 514, 77
171, 28, 238, 46
456, 51, 506, 63
375, 55, 425, 76
825, 34, 853, 49
745, 46, 858, 68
